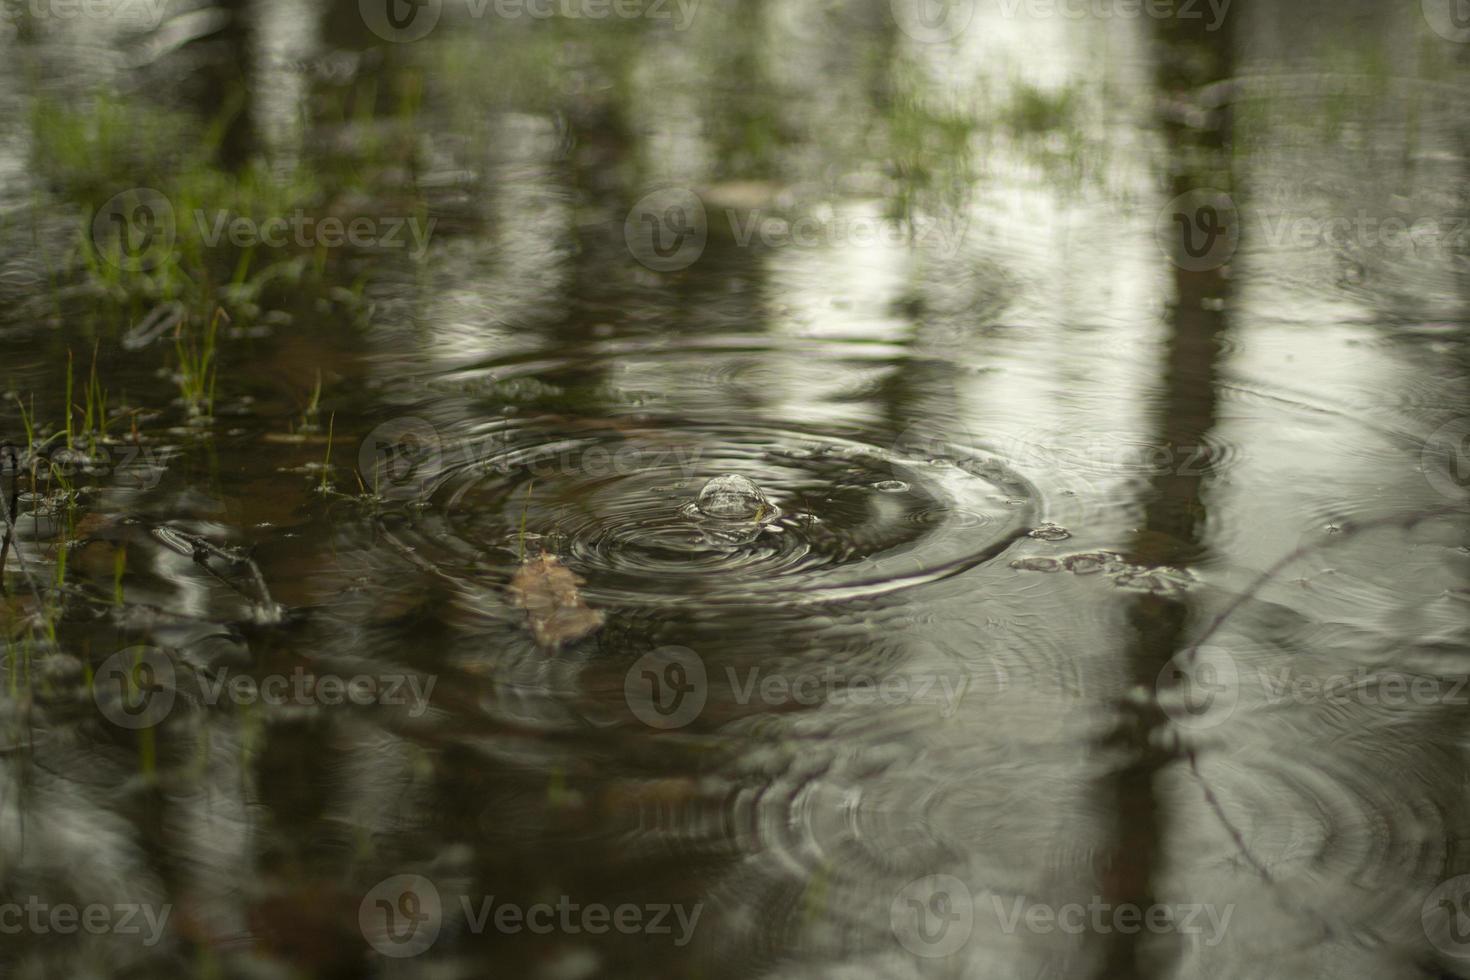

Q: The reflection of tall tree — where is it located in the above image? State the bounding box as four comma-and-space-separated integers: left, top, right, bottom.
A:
1099, 7, 1235, 980
186, 0, 256, 170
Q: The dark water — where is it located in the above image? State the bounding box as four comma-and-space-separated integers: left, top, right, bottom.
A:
1, 0, 1468, 977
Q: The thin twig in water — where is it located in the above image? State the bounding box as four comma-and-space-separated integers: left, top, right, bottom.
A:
518, 480, 535, 562
0, 447, 45, 605
0, 446, 16, 595
320, 412, 335, 494
1178, 503, 1464, 903
1176, 503, 1464, 669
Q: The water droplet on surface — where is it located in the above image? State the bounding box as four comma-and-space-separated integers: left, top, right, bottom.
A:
695, 474, 771, 520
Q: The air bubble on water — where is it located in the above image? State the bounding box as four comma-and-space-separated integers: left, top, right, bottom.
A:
874, 480, 908, 493
695, 474, 771, 520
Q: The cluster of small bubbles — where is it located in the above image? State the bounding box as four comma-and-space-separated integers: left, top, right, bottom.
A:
1115, 567, 1196, 597
1009, 550, 1195, 596
1027, 523, 1072, 542
874, 480, 909, 493
1009, 556, 1063, 572
1064, 552, 1123, 575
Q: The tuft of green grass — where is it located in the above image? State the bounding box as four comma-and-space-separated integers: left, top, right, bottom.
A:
174, 308, 222, 417
518, 480, 535, 562
318, 412, 335, 494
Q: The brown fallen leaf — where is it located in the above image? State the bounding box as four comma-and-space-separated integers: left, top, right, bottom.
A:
508, 553, 604, 651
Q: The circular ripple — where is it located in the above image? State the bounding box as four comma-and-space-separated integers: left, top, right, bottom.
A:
424, 420, 1037, 606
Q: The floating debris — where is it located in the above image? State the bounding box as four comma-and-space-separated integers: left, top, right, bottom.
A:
509, 553, 605, 651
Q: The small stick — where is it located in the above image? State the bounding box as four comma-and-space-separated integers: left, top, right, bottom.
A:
0, 445, 16, 594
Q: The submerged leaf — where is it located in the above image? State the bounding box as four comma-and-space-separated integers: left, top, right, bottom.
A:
508, 554, 604, 651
